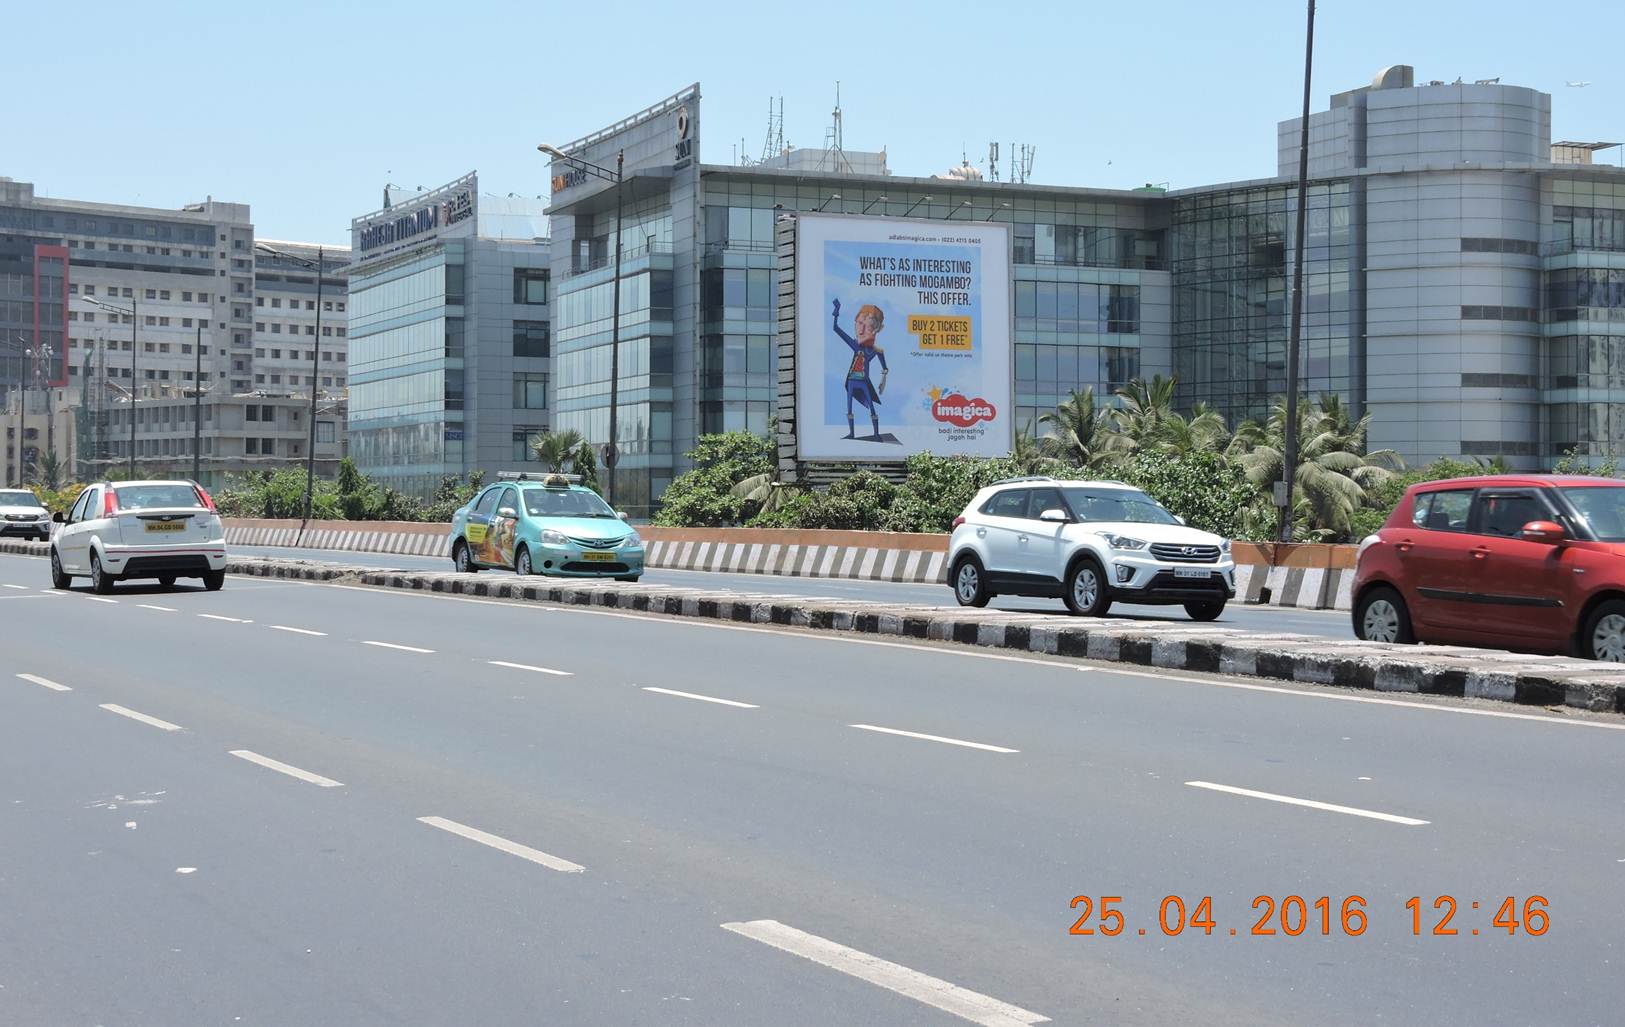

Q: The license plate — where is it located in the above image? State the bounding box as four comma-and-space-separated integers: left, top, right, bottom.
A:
580, 551, 616, 562
1174, 567, 1210, 579
144, 521, 186, 533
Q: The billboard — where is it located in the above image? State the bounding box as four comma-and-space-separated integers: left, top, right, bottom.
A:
794, 214, 1012, 461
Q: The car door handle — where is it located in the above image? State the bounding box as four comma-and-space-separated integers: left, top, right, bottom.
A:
1395, 539, 1414, 554
1018, 535, 1029, 543
976, 528, 987, 538
1472, 547, 1491, 560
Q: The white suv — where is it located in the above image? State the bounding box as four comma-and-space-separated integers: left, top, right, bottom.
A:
0, 488, 52, 542
947, 477, 1236, 620
50, 480, 227, 593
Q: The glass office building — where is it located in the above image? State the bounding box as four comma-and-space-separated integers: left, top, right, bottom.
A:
347, 174, 551, 497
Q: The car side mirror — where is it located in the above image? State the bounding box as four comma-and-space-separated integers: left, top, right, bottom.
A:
1520, 520, 1566, 544
1039, 508, 1068, 523
497, 507, 517, 518
1175, 515, 1187, 526
52, 511, 64, 524
617, 511, 629, 522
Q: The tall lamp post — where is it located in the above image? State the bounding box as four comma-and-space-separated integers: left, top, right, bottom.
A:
538, 142, 625, 507
77, 295, 138, 478
1280, 0, 1317, 543
192, 320, 204, 483
255, 243, 326, 523
26, 341, 55, 478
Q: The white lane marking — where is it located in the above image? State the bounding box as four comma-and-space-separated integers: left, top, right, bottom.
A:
80, 595, 118, 604
1100, 667, 1625, 733
301, 582, 1623, 735
228, 750, 343, 788
99, 704, 183, 732
198, 613, 249, 623
417, 816, 584, 873
1185, 780, 1429, 826
721, 919, 1050, 1027
137, 604, 176, 612
0, 593, 63, 600
361, 640, 435, 654
16, 673, 71, 692
849, 723, 1019, 754
271, 625, 327, 637
2, 583, 28, 589
488, 660, 571, 676
642, 686, 758, 709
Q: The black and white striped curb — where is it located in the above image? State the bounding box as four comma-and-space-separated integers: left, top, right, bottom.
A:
4, 539, 1618, 717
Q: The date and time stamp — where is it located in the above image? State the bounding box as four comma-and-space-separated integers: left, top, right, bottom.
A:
1068, 895, 1551, 938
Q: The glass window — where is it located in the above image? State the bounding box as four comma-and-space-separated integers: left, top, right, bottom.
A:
1061, 487, 1178, 524
472, 487, 501, 516
522, 487, 616, 518
980, 489, 1029, 518
1414, 489, 1472, 531
513, 372, 549, 409
513, 268, 549, 305
113, 484, 202, 510
513, 320, 550, 358
1559, 486, 1625, 541
1026, 487, 1066, 520
1473, 491, 1551, 538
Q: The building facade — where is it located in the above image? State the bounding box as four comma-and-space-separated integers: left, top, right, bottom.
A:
0, 177, 350, 484
346, 174, 552, 498
543, 73, 1625, 513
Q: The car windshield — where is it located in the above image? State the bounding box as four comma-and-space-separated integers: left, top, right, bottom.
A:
523, 487, 616, 518
1559, 486, 1625, 542
0, 490, 42, 507
114, 484, 202, 510
1061, 487, 1180, 525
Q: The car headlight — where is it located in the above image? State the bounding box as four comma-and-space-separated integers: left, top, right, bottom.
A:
1220, 538, 1232, 554
620, 532, 642, 548
540, 529, 568, 545
1097, 532, 1147, 551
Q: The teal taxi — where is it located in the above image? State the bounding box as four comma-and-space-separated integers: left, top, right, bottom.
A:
449, 472, 643, 581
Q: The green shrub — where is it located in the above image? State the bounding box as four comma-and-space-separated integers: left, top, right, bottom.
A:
653, 432, 775, 526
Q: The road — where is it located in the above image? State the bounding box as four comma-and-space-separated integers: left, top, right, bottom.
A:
228, 543, 1354, 640
2, 549, 1620, 1025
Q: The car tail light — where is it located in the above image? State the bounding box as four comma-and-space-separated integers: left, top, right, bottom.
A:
194, 485, 216, 512
102, 490, 119, 517
951, 516, 966, 530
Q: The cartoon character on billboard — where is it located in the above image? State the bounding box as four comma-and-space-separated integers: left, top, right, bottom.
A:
831, 298, 893, 441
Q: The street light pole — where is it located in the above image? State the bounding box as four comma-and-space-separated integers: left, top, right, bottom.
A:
193, 320, 203, 483
256, 242, 326, 524
77, 294, 138, 478
537, 143, 626, 507
1280, 0, 1316, 543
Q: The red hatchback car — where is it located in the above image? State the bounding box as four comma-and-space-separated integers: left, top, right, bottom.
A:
1353, 475, 1625, 661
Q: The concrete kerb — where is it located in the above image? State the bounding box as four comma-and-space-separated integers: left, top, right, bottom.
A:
4, 543, 1623, 717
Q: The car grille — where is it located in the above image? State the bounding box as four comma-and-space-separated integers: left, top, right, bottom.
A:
568, 536, 620, 550
1149, 543, 1221, 564
561, 561, 630, 574
5, 513, 42, 522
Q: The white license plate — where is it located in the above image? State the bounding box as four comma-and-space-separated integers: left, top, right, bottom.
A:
1174, 567, 1210, 579
144, 521, 186, 533
580, 551, 616, 562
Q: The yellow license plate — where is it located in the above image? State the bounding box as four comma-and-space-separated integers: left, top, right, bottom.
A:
580, 551, 616, 562
144, 521, 185, 533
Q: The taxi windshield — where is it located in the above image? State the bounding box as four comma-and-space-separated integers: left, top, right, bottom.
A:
523, 487, 616, 518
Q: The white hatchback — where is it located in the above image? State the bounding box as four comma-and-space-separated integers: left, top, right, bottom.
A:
51, 480, 227, 593
947, 476, 1236, 619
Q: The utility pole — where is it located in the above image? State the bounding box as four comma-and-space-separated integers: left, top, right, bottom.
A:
192, 320, 203, 483
1280, 0, 1316, 543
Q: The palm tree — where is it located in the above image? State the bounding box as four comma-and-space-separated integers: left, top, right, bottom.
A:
529, 429, 585, 472
1230, 395, 1404, 538
1010, 419, 1059, 475
1040, 387, 1124, 470
730, 470, 801, 516
1150, 401, 1230, 456
29, 450, 66, 490
1110, 374, 1179, 452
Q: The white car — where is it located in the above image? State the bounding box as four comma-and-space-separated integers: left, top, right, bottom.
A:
50, 480, 227, 593
0, 488, 52, 542
947, 476, 1236, 620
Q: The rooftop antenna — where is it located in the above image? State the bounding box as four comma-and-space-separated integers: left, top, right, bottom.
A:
987, 142, 1001, 182
757, 96, 785, 165
821, 83, 850, 174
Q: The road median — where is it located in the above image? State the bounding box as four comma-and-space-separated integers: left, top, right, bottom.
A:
5, 540, 1621, 717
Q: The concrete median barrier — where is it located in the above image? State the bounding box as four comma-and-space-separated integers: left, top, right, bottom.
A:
6, 539, 1618, 717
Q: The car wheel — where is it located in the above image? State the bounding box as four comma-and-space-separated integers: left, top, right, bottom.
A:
1581, 599, 1625, 661
1354, 586, 1415, 644
951, 555, 991, 608
203, 568, 226, 591
1062, 557, 1112, 617
49, 548, 69, 590
1184, 600, 1226, 622
90, 552, 115, 595
158, 575, 177, 589
453, 541, 478, 574
515, 544, 534, 576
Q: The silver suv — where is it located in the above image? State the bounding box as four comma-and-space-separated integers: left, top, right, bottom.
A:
947, 477, 1236, 619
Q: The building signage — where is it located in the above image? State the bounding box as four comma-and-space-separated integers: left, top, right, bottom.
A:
358, 205, 440, 252
551, 168, 589, 194
673, 103, 694, 166
443, 189, 473, 226
793, 214, 1013, 461
351, 172, 479, 261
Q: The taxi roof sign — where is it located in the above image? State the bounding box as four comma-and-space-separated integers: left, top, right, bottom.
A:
496, 470, 582, 486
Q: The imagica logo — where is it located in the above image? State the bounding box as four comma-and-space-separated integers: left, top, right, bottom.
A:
931, 392, 997, 427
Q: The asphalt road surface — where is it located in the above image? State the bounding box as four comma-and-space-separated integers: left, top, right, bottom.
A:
2, 550, 1620, 1025
228, 543, 1354, 640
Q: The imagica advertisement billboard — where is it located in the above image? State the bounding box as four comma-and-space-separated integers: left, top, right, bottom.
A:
794, 214, 1013, 461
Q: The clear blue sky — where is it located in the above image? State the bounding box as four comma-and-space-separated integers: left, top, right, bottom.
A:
6, 0, 1620, 244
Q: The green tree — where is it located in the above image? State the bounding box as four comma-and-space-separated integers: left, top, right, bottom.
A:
572, 440, 602, 494
29, 450, 66, 490
530, 429, 585, 472
1116, 450, 1257, 539
1110, 374, 1179, 453
653, 431, 776, 526
1039, 388, 1124, 470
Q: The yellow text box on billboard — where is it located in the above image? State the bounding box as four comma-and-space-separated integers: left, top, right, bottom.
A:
908, 315, 973, 351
